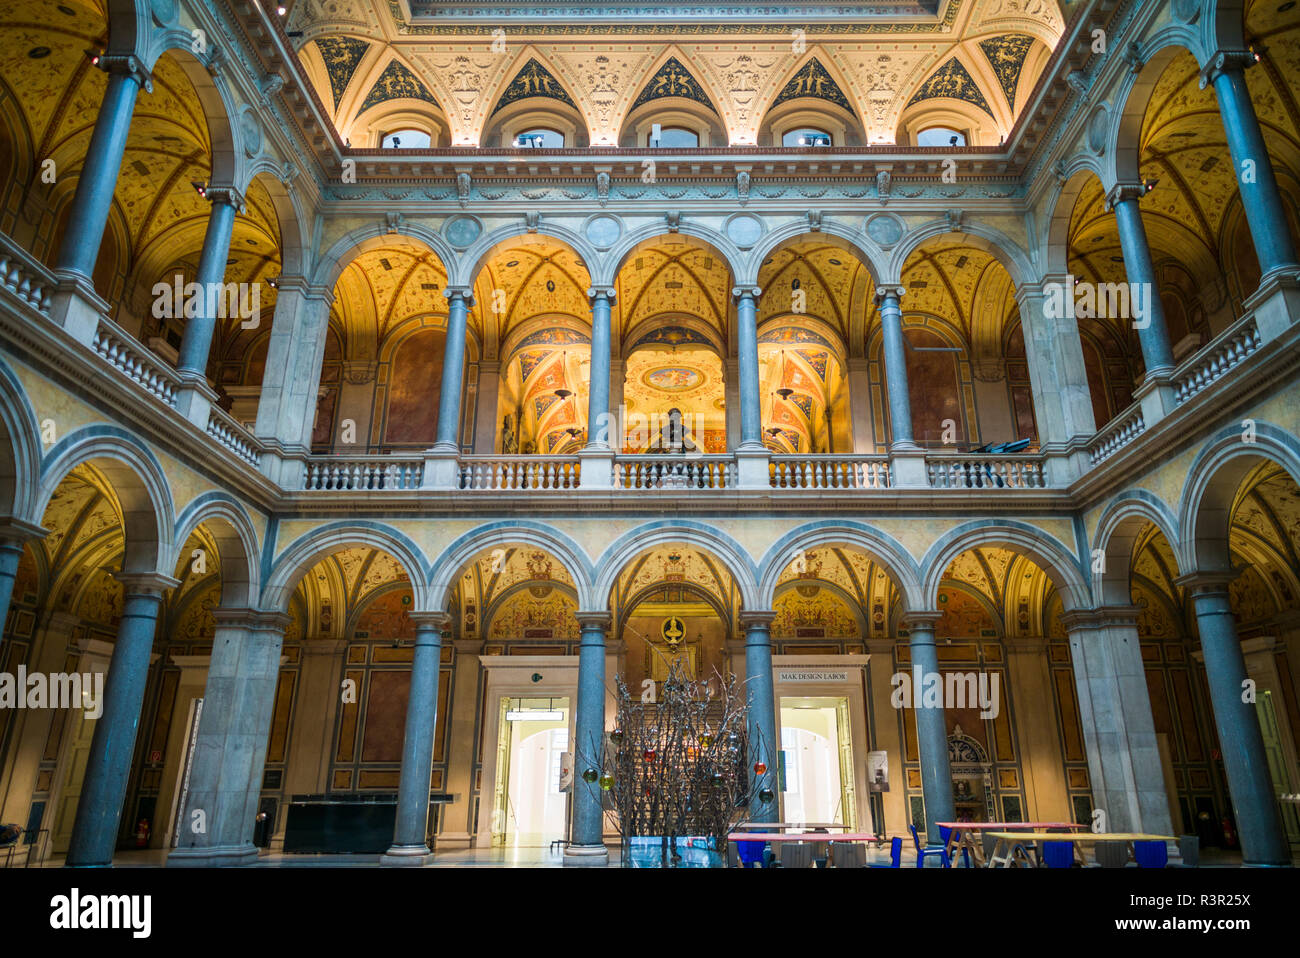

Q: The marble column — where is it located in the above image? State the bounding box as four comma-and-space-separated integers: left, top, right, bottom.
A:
49, 54, 150, 341
1179, 572, 1290, 865
1202, 50, 1299, 280
471, 362, 500, 453
566, 612, 609, 866
176, 189, 242, 382
167, 610, 290, 867
0, 520, 41, 654
438, 636, 483, 848
732, 287, 763, 449
904, 611, 955, 847
433, 289, 473, 452
876, 286, 915, 450
585, 288, 614, 447
845, 357, 875, 452
741, 612, 778, 823
1107, 183, 1176, 377
1060, 608, 1173, 836
66, 571, 177, 867
382, 613, 447, 865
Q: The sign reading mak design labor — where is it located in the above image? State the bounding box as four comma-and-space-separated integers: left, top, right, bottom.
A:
777, 668, 850, 683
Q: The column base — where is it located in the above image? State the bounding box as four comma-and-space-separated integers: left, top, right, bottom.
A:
734, 446, 770, 490
434, 831, 474, 850
1245, 268, 1300, 343
379, 844, 434, 866
174, 376, 218, 429
166, 843, 261, 867
1134, 374, 1177, 426
577, 446, 614, 488
890, 449, 928, 487
423, 445, 461, 490
562, 843, 610, 867
48, 270, 108, 346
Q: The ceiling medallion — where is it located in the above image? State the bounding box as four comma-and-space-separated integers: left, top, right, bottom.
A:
642, 366, 704, 392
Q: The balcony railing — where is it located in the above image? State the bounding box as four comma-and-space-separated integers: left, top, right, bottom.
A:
1173, 313, 1261, 403
92, 317, 180, 406
1089, 404, 1145, 466
459, 455, 580, 490
0, 232, 53, 315
926, 455, 1047, 489
206, 406, 262, 467
305, 456, 424, 490
771, 455, 891, 489
614, 455, 735, 490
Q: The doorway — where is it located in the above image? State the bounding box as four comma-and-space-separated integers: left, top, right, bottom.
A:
492, 696, 571, 847
779, 696, 856, 829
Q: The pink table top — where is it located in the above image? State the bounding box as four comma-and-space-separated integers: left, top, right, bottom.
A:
728, 832, 878, 842
935, 822, 1085, 831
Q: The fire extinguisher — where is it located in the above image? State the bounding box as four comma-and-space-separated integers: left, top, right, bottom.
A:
1221, 815, 1236, 849
134, 818, 150, 848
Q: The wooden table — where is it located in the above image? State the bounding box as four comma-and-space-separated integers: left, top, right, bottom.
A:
935, 821, 1085, 866
983, 831, 1176, 868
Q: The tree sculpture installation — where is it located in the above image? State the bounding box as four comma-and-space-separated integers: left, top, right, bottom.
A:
576, 658, 771, 867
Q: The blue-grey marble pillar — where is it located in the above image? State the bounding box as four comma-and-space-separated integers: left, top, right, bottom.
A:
905, 612, 955, 847
56, 56, 148, 278
1203, 50, 1299, 279
567, 612, 609, 865
732, 286, 763, 449
876, 286, 917, 450
1108, 184, 1176, 377
433, 289, 473, 451
0, 532, 30, 652
586, 288, 614, 447
742, 612, 778, 823
176, 189, 241, 381
1182, 573, 1290, 865
67, 572, 176, 867
382, 613, 446, 865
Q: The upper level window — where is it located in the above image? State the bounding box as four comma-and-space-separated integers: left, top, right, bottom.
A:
916, 127, 966, 147
381, 129, 431, 149
515, 128, 564, 148
783, 128, 832, 147
649, 125, 699, 148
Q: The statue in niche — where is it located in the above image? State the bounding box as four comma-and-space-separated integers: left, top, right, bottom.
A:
501, 413, 518, 454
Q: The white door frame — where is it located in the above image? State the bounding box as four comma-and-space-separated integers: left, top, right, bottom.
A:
475, 655, 579, 849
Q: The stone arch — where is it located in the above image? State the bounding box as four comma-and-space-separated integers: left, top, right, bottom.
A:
310, 223, 458, 293
598, 222, 743, 289
592, 520, 761, 612
920, 520, 1092, 612
1108, 39, 1202, 187
1203, 0, 1247, 59
143, 40, 243, 190
742, 222, 886, 289
428, 521, 594, 611
1092, 489, 1183, 606
756, 520, 925, 611
37, 425, 175, 576
1179, 421, 1300, 574
0, 358, 42, 523
886, 219, 1032, 288
262, 521, 431, 613
1043, 162, 1106, 274
171, 492, 262, 609
456, 223, 600, 292
104, 0, 150, 61
242, 160, 309, 278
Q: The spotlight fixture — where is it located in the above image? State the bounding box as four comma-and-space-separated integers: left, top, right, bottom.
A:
85, 48, 103, 66
1142, 178, 1158, 193
276, 3, 287, 15
191, 180, 208, 197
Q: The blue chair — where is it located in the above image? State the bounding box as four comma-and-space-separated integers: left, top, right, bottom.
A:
909, 823, 949, 868
869, 836, 903, 868
1134, 841, 1168, 869
1040, 841, 1074, 868
734, 840, 765, 868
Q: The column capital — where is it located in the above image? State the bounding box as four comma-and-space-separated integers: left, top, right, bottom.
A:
874, 285, 906, 304
452, 636, 484, 654
739, 610, 775, 630
587, 286, 616, 303
211, 607, 292, 632
272, 274, 335, 302
1174, 568, 1241, 595
1199, 48, 1258, 89
0, 517, 47, 545
575, 611, 612, 631
1058, 605, 1141, 633
731, 285, 761, 301
443, 286, 475, 306
900, 610, 943, 631
410, 611, 453, 632
113, 571, 180, 597
1105, 181, 1152, 210
203, 186, 246, 212
96, 53, 153, 92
